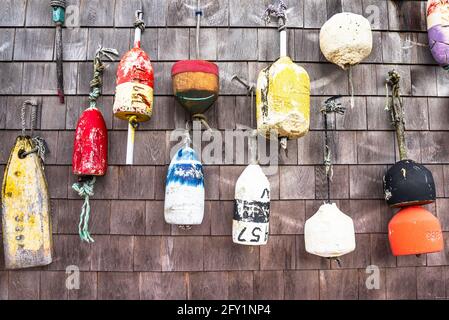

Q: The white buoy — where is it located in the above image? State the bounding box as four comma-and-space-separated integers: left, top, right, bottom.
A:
304, 203, 356, 258
164, 144, 204, 226
233, 164, 270, 246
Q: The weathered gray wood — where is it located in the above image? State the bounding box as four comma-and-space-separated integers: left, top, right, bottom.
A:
97, 272, 140, 300
14, 28, 55, 61
161, 236, 204, 271
140, 272, 186, 299
0, 0, 26, 26
114, 0, 167, 26
189, 27, 217, 60
80, 0, 115, 27
349, 165, 387, 199
22, 62, 77, 94
285, 270, 319, 299
294, 29, 319, 62
304, 0, 327, 28
157, 28, 189, 60
388, 0, 426, 31
356, 131, 395, 164
326, 0, 342, 19
319, 269, 358, 299
25, 0, 53, 26
411, 65, 437, 97
403, 97, 429, 130
217, 62, 249, 95
436, 67, 449, 97
87, 28, 131, 60
350, 64, 377, 95
167, 0, 228, 26
62, 28, 88, 61
0, 29, 14, 60
260, 235, 295, 270
118, 166, 155, 199
386, 267, 417, 299
307, 63, 349, 96
0, 63, 23, 94
279, 166, 315, 199
218, 28, 258, 61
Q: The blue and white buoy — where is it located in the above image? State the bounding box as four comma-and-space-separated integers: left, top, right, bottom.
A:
164, 145, 204, 227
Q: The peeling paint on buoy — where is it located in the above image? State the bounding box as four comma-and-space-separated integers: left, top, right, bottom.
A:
232, 164, 270, 246
164, 146, 204, 226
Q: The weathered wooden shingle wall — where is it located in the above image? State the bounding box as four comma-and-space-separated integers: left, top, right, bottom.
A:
1, 0, 449, 300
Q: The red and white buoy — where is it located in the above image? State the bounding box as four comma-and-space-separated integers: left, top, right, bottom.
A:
113, 10, 154, 164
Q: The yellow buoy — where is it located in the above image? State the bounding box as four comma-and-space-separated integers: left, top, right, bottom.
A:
1, 101, 52, 269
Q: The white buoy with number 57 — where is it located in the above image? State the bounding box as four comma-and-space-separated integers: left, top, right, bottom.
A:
233, 164, 270, 246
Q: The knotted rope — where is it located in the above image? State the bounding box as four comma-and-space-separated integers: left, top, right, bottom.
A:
72, 177, 96, 243
262, 0, 287, 30
134, 9, 146, 31
19, 100, 48, 162
89, 46, 118, 109
385, 70, 407, 160
192, 113, 212, 131
321, 96, 345, 204
50, 0, 66, 8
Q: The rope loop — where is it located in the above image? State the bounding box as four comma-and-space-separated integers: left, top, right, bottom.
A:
50, 0, 66, 8
89, 46, 118, 108
72, 177, 96, 243
262, 0, 287, 28
192, 113, 212, 131
134, 10, 145, 32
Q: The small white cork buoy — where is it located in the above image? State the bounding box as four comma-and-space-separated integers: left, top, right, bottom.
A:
233, 164, 270, 246
304, 203, 356, 258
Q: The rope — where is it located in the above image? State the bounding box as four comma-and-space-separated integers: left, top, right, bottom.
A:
89, 46, 118, 109
19, 100, 48, 162
195, 0, 202, 59
72, 177, 96, 243
349, 66, 354, 109
385, 70, 408, 160
192, 113, 212, 131
134, 10, 145, 31
50, 0, 66, 8
321, 96, 345, 203
262, 0, 287, 30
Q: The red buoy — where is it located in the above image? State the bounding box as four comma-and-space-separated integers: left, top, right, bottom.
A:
72, 107, 108, 177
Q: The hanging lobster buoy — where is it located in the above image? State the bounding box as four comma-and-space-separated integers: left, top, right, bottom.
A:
256, 1, 310, 150
305, 203, 356, 258
172, 60, 219, 115
389, 206, 444, 256
427, 0, 449, 69
233, 129, 270, 245
171, 0, 219, 118
164, 134, 204, 227
2, 100, 52, 269
304, 97, 355, 260
113, 10, 154, 165
383, 71, 436, 207
320, 12, 372, 108
320, 12, 372, 69
72, 46, 118, 242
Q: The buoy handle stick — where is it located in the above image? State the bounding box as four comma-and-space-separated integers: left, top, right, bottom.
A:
279, 19, 287, 57
134, 10, 144, 48
195, 0, 202, 59
126, 117, 138, 165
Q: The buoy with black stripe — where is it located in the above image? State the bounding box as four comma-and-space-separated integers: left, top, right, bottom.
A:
1, 100, 52, 269
233, 132, 270, 245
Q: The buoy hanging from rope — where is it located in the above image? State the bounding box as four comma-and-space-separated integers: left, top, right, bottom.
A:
320, 12, 372, 108
383, 70, 436, 207
2, 100, 52, 269
233, 133, 270, 246
256, 0, 310, 150
171, 0, 219, 126
164, 131, 205, 228
304, 96, 355, 262
231, 76, 270, 245
72, 46, 118, 242
113, 10, 154, 165
50, 0, 66, 103
427, 0, 449, 69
